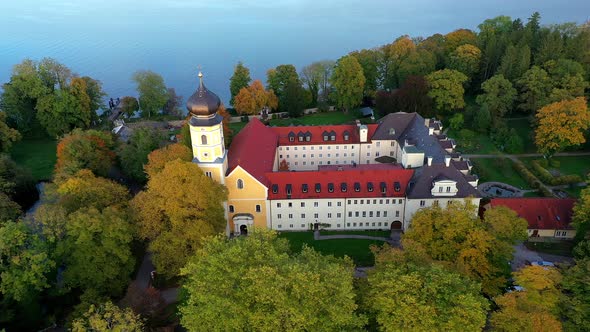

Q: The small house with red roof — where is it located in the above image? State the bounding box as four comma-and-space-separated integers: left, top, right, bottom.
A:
185, 73, 480, 235
489, 198, 577, 239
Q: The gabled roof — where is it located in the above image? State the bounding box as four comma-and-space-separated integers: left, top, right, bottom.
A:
273, 123, 378, 145
489, 198, 576, 230
372, 112, 417, 140
266, 167, 414, 200
407, 163, 480, 199
227, 118, 278, 185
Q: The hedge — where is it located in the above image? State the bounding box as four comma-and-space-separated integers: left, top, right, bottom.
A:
530, 160, 582, 185
512, 160, 541, 189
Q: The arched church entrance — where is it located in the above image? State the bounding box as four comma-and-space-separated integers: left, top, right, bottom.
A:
233, 213, 254, 236
390, 220, 402, 230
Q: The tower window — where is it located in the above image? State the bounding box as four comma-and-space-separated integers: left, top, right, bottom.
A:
237, 179, 244, 189
201, 135, 207, 145
229, 205, 234, 213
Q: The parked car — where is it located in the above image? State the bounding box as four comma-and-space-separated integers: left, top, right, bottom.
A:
530, 261, 555, 267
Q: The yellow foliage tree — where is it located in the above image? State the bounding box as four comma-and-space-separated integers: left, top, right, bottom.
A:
131, 159, 228, 277
234, 80, 278, 115
535, 97, 590, 156
143, 143, 193, 179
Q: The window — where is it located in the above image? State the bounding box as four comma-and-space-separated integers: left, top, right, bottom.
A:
378, 222, 382, 226
277, 224, 282, 228
301, 213, 305, 218
256, 205, 261, 213
328, 213, 332, 218
395, 211, 400, 217
237, 179, 244, 189
433, 200, 439, 206
328, 183, 334, 193
301, 202, 305, 207
386, 199, 390, 204
298, 136, 303, 142
447, 186, 451, 193
315, 183, 321, 193
366, 152, 370, 157
289, 136, 294, 142
367, 182, 374, 192
354, 182, 361, 192
362, 211, 367, 217
277, 214, 282, 219
290, 224, 293, 228
324, 135, 328, 141
377, 211, 381, 217
347, 223, 351, 227
348, 199, 351, 204
380, 199, 383, 204
360, 199, 364, 204
288, 202, 293, 208
277, 203, 281, 208
372, 222, 375, 226
205, 171, 212, 178
383, 211, 387, 217
314, 213, 319, 218
376, 142, 381, 147
373, 199, 377, 204
302, 184, 308, 193
354, 200, 358, 204
355, 211, 359, 217
376, 152, 380, 157
337, 213, 341, 218
439, 187, 443, 193
348, 212, 352, 217
369, 211, 373, 217
306, 136, 311, 142
353, 223, 357, 227
314, 202, 319, 207
289, 214, 293, 219
344, 134, 349, 141
337, 202, 342, 207
286, 184, 292, 196
328, 202, 332, 207
301, 224, 305, 228
420, 200, 426, 207
341, 183, 347, 192
229, 205, 234, 213
398, 199, 402, 204
201, 135, 207, 145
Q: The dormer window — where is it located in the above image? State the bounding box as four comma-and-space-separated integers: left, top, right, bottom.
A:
394, 182, 401, 192
298, 136, 303, 142
286, 184, 292, 196
315, 183, 321, 193
389, 128, 395, 135
354, 182, 361, 192
306, 136, 311, 142
289, 136, 294, 142
330, 130, 336, 141
341, 183, 347, 192
380, 182, 387, 194
367, 182, 374, 192
272, 184, 278, 194
302, 184, 308, 193
288, 131, 295, 142
343, 130, 350, 141
328, 183, 334, 193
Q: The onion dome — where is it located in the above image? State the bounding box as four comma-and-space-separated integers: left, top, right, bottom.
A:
186, 72, 221, 117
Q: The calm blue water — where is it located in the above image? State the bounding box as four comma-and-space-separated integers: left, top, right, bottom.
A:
1, 0, 589, 106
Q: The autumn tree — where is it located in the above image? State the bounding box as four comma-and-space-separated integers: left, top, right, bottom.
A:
143, 143, 193, 179
71, 301, 144, 332
54, 129, 115, 181
0, 221, 54, 303
404, 201, 527, 296
447, 44, 482, 80
131, 159, 227, 277
534, 97, 590, 157
444, 29, 478, 54
132, 70, 168, 118
330, 55, 365, 112
476, 74, 517, 118
229, 62, 251, 106
117, 127, 162, 182
397, 49, 436, 86
364, 245, 488, 331
517, 66, 552, 113
490, 266, 563, 332
234, 80, 278, 115
119, 96, 139, 117
560, 258, 590, 331
180, 230, 365, 331
426, 69, 468, 112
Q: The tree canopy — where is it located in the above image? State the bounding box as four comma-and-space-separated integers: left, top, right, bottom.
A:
234, 80, 278, 115
117, 127, 162, 182
266, 64, 300, 110
143, 143, 193, 179
132, 70, 168, 118
426, 69, 468, 112
131, 159, 227, 277
180, 230, 365, 331
71, 301, 144, 332
476, 74, 517, 118
330, 55, 365, 112
229, 62, 251, 106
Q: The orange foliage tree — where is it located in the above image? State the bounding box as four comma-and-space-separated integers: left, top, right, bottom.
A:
55, 129, 115, 182
144, 143, 193, 179
234, 80, 278, 115
535, 97, 590, 157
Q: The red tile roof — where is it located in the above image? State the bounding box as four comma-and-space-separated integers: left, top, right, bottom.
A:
271, 123, 379, 146
266, 167, 414, 200
490, 198, 576, 230
227, 118, 277, 185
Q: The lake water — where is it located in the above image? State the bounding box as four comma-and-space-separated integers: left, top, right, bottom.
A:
1, 0, 588, 106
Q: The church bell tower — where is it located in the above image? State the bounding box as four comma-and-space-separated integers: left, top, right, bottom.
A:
186, 72, 227, 184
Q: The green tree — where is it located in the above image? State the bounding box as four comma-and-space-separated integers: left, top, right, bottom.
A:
544, 59, 588, 102
0, 155, 36, 214
395, 76, 434, 117
71, 301, 144, 332
54, 129, 115, 181
447, 44, 482, 80
180, 230, 365, 331
283, 79, 309, 117
119, 96, 139, 118
132, 70, 168, 118
330, 55, 366, 112
476, 74, 517, 118
397, 49, 436, 86
80, 76, 105, 116
0, 112, 21, 152
349, 49, 380, 98
449, 113, 464, 131
266, 64, 300, 109
426, 69, 468, 112
561, 258, 590, 331
229, 62, 251, 106
57, 207, 135, 296
517, 66, 552, 113
131, 160, 227, 278
364, 245, 488, 331
444, 29, 478, 54
0, 221, 54, 302
572, 187, 590, 252
498, 44, 531, 82
117, 127, 162, 182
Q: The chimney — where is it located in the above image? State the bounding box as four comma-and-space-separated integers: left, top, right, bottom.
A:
444, 155, 451, 167
427, 156, 433, 166
355, 119, 361, 127
428, 127, 434, 135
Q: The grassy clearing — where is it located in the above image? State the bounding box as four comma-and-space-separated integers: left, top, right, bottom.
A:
525, 241, 575, 257
278, 231, 387, 266
548, 156, 590, 178
228, 121, 247, 134
506, 118, 535, 153
10, 139, 57, 181
269, 111, 360, 127
447, 128, 499, 154
471, 158, 530, 189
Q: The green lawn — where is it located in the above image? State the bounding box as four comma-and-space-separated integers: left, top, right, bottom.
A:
506, 118, 535, 153
525, 241, 574, 257
10, 139, 57, 181
471, 158, 530, 189
278, 231, 387, 266
228, 121, 248, 134
547, 156, 590, 178
269, 111, 360, 127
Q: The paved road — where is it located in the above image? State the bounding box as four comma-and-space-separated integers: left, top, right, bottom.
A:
129, 253, 180, 305
511, 243, 574, 271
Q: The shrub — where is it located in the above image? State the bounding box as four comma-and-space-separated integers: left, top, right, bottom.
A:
549, 159, 560, 168
512, 160, 540, 189
530, 159, 582, 185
